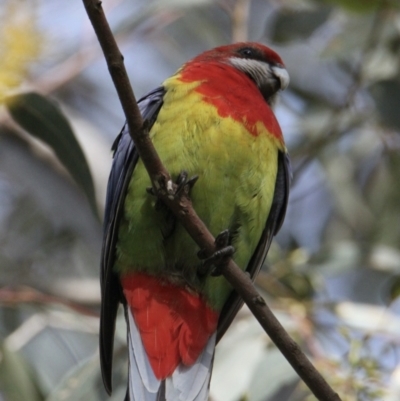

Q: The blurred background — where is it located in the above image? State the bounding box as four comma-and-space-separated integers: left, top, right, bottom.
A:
0, 0, 400, 400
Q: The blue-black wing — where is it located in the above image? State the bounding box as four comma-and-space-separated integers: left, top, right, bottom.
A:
100, 87, 165, 394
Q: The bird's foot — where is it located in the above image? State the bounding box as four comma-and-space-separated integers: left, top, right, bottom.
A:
146, 171, 198, 208
198, 230, 235, 277
175, 170, 199, 197
146, 171, 198, 238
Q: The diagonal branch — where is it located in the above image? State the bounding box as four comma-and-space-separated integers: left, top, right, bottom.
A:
81, 1, 342, 400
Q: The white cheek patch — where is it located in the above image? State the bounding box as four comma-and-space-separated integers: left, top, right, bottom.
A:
228, 57, 289, 91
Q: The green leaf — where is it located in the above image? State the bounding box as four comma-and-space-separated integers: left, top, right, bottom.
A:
370, 79, 400, 132
47, 348, 128, 401
0, 344, 43, 401
271, 7, 332, 44
5, 92, 98, 217
322, 0, 386, 13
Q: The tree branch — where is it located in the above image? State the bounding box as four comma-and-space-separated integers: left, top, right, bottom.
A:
0, 287, 98, 318
81, 1, 342, 400
231, 0, 251, 42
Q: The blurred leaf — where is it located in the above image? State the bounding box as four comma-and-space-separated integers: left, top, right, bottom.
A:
322, 0, 386, 13
277, 271, 314, 300
153, 0, 213, 6
0, 344, 43, 401
370, 245, 400, 273
388, 275, 400, 302
321, 14, 376, 59
115, 0, 215, 36
248, 348, 299, 401
46, 356, 105, 401
370, 79, 400, 131
211, 310, 301, 401
44, 312, 127, 401
211, 315, 268, 401
271, 7, 332, 43
47, 348, 128, 401
5, 92, 98, 217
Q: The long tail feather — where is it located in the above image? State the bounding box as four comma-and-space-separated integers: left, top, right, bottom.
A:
127, 308, 161, 400
127, 306, 216, 401
166, 333, 216, 401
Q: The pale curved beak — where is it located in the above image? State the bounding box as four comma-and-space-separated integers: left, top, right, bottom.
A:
272, 66, 290, 91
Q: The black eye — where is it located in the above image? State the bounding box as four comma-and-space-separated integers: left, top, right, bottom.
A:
238, 47, 255, 58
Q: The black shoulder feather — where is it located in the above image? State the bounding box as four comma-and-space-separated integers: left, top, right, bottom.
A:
100, 87, 165, 394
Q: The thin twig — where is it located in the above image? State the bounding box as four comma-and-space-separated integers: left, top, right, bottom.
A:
231, 0, 251, 42
81, 1, 342, 400
0, 287, 99, 317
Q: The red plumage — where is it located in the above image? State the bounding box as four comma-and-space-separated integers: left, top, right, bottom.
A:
122, 273, 219, 379
179, 62, 283, 138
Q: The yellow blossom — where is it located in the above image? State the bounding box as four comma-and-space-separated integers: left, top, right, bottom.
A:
0, 2, 42, 100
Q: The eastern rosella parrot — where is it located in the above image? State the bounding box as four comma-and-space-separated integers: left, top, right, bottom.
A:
100, 42, 290, 401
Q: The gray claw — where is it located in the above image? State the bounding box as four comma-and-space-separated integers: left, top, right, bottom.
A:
198, 230, 235, 277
